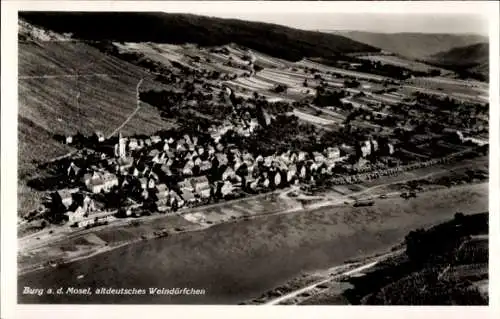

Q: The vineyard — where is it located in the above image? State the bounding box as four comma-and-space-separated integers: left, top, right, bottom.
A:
341, 212, 488, 305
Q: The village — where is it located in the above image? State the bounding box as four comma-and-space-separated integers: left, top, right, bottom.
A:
35, 116, 367, 228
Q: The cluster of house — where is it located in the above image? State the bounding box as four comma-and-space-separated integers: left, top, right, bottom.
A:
358, 138, 394, 158
47, 187, 111, 228
51, 117, 377, 227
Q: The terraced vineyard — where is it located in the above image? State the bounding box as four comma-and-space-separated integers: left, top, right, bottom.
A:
18, 41, 172, 168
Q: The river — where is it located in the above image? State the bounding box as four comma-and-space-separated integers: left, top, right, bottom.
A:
18, 183, 488, 304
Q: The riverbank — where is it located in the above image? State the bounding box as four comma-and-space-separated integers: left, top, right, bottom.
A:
18, 182, 487, 304
242, 247, 404, 305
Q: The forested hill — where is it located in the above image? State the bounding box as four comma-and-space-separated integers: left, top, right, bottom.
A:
330, 31, 487, 59
426, 42, 489, 68
19, 12, 379, 62
424, 43, 489, 81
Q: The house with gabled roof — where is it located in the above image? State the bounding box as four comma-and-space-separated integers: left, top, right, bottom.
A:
199, 160, 212, 172
207, 145, 216, 156
298, 151, 308, 162
242, 151, 254, 162
222, 166, 235, 180
132, 167, 140, 177
117, 156, 134, 174
221, 181, 234, 197
83, 171, 119, 193
262, 176, 270, 188
326, 147, 341, 159
139, 177, 148, 189
178, 179, 193, 191
160, 164, 173, 178
151, 135, 162, 144
176, 142, 187, 152
129, 138, 139, 150
273, 170, 282, 187
67, 162, 81, 179
152, 152, 167, 165
280, 151, 291, 164
181, 188, 196, 203
82, 195, 96, 214
183, 159, 195, 176
193, 156, 202, 166
163, 141, 170, 151
197, 146, 205, 156
215, 153, 228, 166
168, 189, 184, 207
148, 149, 160, 158
147, 178, 156, 189
155, 183, 169, 199
56, 188, 79, 209
264, 155, 274, 167
189, 175, 211, 198
312, 152, 326, 163
66, 206, 86, 225
325, 159, 337, 172
183, 134, 193, 146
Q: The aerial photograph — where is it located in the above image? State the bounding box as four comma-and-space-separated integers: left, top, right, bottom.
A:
17, 10, 489, 305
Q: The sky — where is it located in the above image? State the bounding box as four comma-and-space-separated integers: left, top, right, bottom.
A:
196, 12, 489, 35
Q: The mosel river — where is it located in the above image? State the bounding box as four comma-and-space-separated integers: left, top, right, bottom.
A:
18, 185, 487, 304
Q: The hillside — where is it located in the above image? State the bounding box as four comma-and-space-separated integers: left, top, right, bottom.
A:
425, 42, 488, 75
19, 12, 379, 61
427, 42, 488, 67
342, 212, 488, 305
18, 41, 171, 167
331, 31, 487, 59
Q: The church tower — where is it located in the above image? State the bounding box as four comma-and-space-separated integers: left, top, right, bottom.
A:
114, 131, 127, 158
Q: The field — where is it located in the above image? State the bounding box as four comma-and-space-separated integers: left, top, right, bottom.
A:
403, 77, 488, 103
297, 59, 389, 82
358, 54, 445, 73
292, 109, 339, 128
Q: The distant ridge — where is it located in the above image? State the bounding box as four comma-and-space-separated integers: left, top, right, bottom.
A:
427, 42, 489, 67
327, 31, 488, 59
424, 42, 489, 81
19, 12, 379, 62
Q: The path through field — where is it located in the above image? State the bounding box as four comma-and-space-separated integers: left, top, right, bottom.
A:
107, 78, 144, 138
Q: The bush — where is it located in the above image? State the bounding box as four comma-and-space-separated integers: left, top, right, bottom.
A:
272, 84, 288, 94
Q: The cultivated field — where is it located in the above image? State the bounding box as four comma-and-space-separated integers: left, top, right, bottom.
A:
403, 77, 489, 103
297, 59, 389, 82
358, 54, 445, 73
